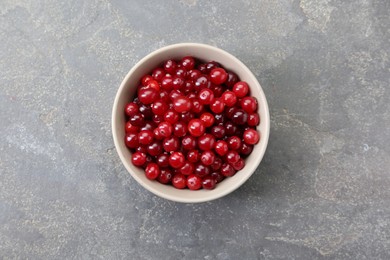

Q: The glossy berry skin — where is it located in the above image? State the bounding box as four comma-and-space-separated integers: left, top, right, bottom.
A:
172, 174, 187, 189
247, 113, 260, 126
188, 119, 205, 137
210, 68, 228, 85
210, 171, 224, 183
145, 163, 160, 180
214, 140, 229, 156
131, 152, 147, 166
164, 59, 177, 74
181, 135, 197, 150
232, 158, 245, 171
138, 130, 154, 145
198, 88, 214, 105
198, 134, 216, 151
125, 103, 139, 117
225, 150, 240, 164
227, 136, 242, 150
125, 122, 139, 133
169, 152, 185, 168
195, 75, 211, 90
129, 113, 144, 127
147, 141, 163, 156
222, 91, 237, 107
225, 71, 239, 88
199, 112, 215, 127
151, 100, 168, 116
158, 169, 173, 184
163, 136, 180, 152
173, 122, 187, 137
164, 110, 179, 124
157, 153, 170, 168
187, 150, 200, 163
181, 56, 195, 70
231, 109, 248, 125
210, 125, 226, 139
125, 133, 139, 148
180, 162, 194, 175
156, 122, 173, 138
221, 163, 236, 177
202, 176, 216, 190
210, 157, 222, 171
232, 81, 249, 97
240, 97, 258, 113
243, 129, 260, 145
152, 68, 165, 82
201, 150, 216, 166
138, 87, 159, 104
210, 98, 225, 114
240, 143, 253, 156
186, 174, 202, 190
194, 163, 210, 178
190, 98, 204, 113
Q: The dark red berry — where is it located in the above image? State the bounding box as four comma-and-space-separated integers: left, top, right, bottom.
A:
210, 68, 227, 85
188, 119, 205, 137
202, 176, 216, 190
125, 103, 139, 117
131, 152, 146, 166
158, 169, 173, 184
172, 174, 187, 189
186, 174, 202, 190
169, 152, 185, 168
145, 163, 160, 180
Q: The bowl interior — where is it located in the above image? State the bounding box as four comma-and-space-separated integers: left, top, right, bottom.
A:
112, 43, 270, 203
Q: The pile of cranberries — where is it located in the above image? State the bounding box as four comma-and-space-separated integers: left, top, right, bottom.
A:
124, 56, 260, 190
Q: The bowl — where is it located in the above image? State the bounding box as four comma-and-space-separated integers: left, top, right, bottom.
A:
112, 43, 270, 203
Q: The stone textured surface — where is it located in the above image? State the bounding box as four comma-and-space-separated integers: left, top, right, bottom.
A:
1, 0, 389, 259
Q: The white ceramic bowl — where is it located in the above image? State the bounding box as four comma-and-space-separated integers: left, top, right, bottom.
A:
112, 43, 270, 203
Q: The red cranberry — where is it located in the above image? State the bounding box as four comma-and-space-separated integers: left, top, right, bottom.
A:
180, 162, 194, 175
198, 134, 216, 151
125, 122, 139, 133
151, 100, 168, 116
141, 75, 153, 86
210, 98, 225, 114
195, 75, 211, 90
222, 91, 237, 107
139, 104, 153, 120
138, 130, 154, 145
224, 121, 237, 136
225, 71, 239, 88
172, 76, 185, 89
205, 61, 220, 73
125, 103, 139, 117
172, 174, 187, 189
161, 76, 173, 90
225, 150, 240, 164
169, 89, 183, 101
152, 68, 165, 82
183, 80, 194, 94
163, 136, 180, 152
186, 174, 202, 190
198, 88, 214, 105
169, 152, 185, 168
147, 141, 163, 156
211, 85, 224, 97
247, 113, 260, 126
210, 68, 227, 85
187, 150, 200, 163
131, 152, 146, 166
125, 133, 139, 148
188, 119, 205, 137
164, 109, 179, 124
157, 153, 170, 168
188, 69, 202, 80
221, 163, 236, 177
194, 163, 210, 177
181, 135, 197, 150
199, 112, 215, 127
210, 157, 222, 171
175, 68, 187, 79
201, 150, 215, 166
214, 140, 228, 156
227, 136, 242, 150
214, 114, 226, 125
191, 98, 204, 113
181, 112, 195, 123
140, 121, 156, 131
233, 81, 249, 97
136, 145, 148, 154
173, 96, 192, 113
240, 143, 253, 156
173, 122, 187, 137
158, 169, 173, 184
231, 109, 248, 125
146, 79, 160, 91
138, 87, 159, 104
160, 90, 170, 103
129, 113, 144, 127
232, 158, 245, 171
164, 59, 177, 74
210, 171, 224, 183
210, 125, 226, 139
240, 96, 258, 113
202, 176, 216, 190
145, 163, 160, 180
181, 56, 195, 70
156, 122, 173, 138
243, 129, 260, 144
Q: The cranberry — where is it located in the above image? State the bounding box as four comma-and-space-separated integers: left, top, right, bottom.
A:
195, 75, 211, 90
152, 68, 165, 82
151, 100, 168, 116
145, 163, 160, 180
173, 96, 192, 113
188, 119, 205, 137
188, 69, 202, 80
173, 122, 187, 137
243, 129, 260, 144
211, 85, 224, 97
240, 96, 258, 113
186, 174, 202, 190
187, 150, 200, 163
225, 150, 240, 164
222, 91, 237, 107
146, 79, 160, 91
175, 68, 187, 79
139, 104, 153, 120
140, 121, 155, 131
214, 114, 226, 125
181, 135, 197, 150
129, 113, 144, 127
224, 121, 237, 136
172, 76, 185, 90
169, 89, 183, 101
227, 136, 242, 150
233, 81, 249, 97
138, 130, 154, 145
181, 56, 195, 70
198, 88, 214, 105
160, 90, 170, 103
210, 157, 222, 171
138, 87, 159, 104
147, 141, 163, 156
164, 59, 177, 74
247, 113, 260, 126
198, 134, 216, 151
202, 176, 216, 190
164, 110, 179, 124
210, 98, 225, 114
210, 171, 224, 183
191, 98, 204, 113
136, 145, 148, 154
240, 143, 253, 156
210, 125, 226, 139
163, 136, 180, 152
125, 122, 139, 133
183, 80, 194, 94
141, 75, 153, 86
225, 71, 239, 88
172, 174, 187, 189
180, 162, 194, 175
169, 152, 185, 168
205, 61, 220, 73
201, 150, 215, 166
131, 152, 146, 166
194, 163, 210, 177
214, 140, 228, 156
199, 112, 215, 127
157, 153, 170, 168
221, 163, 236, 177
158, 169, 173, 184
231, 109, 248, 125
125, 133, 139, 148
232, 158, 245, 171
210, 68, 227, 85
161, 76, 173, 90
125, 103, 139, 117
197, 63, 207, 73
156, 122, 173, 138
181, 112, 195, 123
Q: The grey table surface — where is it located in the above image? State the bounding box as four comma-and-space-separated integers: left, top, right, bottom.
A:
1, 0, 389, 259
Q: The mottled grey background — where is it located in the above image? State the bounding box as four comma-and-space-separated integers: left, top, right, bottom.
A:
0, 0, 389, 259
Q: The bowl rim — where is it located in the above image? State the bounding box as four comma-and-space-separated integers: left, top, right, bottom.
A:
112, 42, 270, 203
